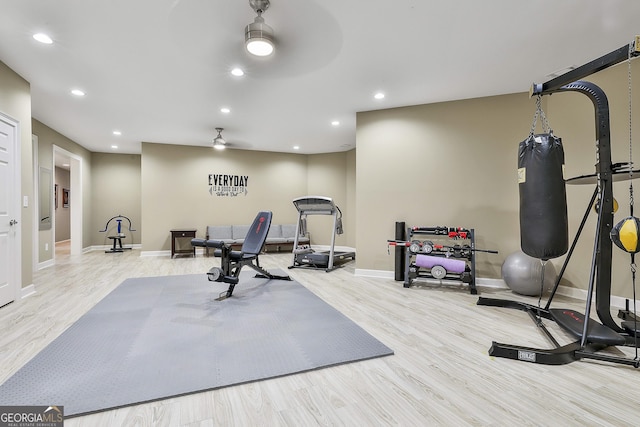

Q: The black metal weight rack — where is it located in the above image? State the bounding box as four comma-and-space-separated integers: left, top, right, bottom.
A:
389, 226, 497, 295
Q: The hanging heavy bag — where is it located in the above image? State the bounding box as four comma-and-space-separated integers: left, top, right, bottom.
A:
518, 132, 569, 260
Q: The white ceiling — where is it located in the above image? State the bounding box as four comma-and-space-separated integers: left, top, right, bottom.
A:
0, 0, 638, 155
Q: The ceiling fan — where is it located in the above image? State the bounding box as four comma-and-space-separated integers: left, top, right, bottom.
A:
213, 128, 227, 150
211, 128, 251, 151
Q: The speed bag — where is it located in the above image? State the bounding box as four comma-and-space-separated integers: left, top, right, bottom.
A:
610, 216, 640, 254
518, 133, 568, 260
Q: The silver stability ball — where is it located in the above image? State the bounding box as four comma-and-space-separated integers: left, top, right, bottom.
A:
501, 250, 557, 296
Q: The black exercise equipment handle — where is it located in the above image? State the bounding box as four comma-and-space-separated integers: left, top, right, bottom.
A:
98, 215, 137, 233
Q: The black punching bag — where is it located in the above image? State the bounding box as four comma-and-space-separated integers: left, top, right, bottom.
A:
518, 133, 568, 260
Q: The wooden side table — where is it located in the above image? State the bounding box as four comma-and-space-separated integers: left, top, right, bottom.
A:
170, 228, 197, 258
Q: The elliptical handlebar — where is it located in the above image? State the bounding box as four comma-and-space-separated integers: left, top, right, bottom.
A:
99, 215, 137, 233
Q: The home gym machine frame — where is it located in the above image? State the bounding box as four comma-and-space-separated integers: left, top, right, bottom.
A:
478, 36, 640, 367
99, 214, 136, 253
289, 196, 355, 272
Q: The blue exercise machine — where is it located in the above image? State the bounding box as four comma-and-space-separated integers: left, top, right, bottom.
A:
99, 215, 136, 253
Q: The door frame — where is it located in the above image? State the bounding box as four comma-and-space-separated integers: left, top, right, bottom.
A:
1, 111, 21, 304
53, 145, 83, 256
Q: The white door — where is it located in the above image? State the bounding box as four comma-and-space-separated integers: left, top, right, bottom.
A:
0, 114, 19, 308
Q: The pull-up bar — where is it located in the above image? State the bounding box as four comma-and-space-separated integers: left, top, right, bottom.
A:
531, 36, 640, 96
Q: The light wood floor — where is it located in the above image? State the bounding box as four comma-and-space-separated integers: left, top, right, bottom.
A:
1, 244, 640, 426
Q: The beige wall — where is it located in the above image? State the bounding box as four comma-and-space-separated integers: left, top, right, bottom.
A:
90, 153, 141, 247
54, 167, 70, 242
346, 149, 357, 247
139, 143, 355, 252
305, 152, 355, 247
32, 120, 92, 259
355, 60, 640, 300
0, 60, 33, 288
356, 93, 531, 278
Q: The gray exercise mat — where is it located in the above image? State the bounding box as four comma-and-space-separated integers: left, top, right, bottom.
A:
0, 272, 393, 417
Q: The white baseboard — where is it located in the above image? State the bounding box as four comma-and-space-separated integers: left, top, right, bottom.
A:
37, 259, 55, 270
476, 277, 508, 289
354, 269, 394, 279
21, 284, 36, 299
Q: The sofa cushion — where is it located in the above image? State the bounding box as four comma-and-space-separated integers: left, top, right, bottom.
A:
266, 224, 287, 244
232, 225, 250, 242
267, 224, 282, 238
207, 225, 233, 242
281, 224, 309, 243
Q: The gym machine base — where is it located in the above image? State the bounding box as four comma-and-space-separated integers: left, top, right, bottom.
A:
288, 196, 355, 272
292, 250, 355, 270
478, 298, 638, 367
479, 36, 640, 369
389, 226, 497, 295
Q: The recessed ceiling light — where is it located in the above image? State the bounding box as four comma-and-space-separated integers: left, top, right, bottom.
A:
62, 163, 70, 168
293, 146, 300, 150
111, 145, 118, 150
33, 33, 53, 44
374, 92, 385, 100
112, 130, 122, 136
71, 89, 85, 97
231, 68, 245, 77
331, 121, 340, 126
220, 107, 231, 114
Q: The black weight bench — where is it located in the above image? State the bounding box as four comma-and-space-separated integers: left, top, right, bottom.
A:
191, 211, 291, 300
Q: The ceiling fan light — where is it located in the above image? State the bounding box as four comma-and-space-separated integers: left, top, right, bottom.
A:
213, 136, 226, 149
213, 128, 226, 149
245, 17, 274, 56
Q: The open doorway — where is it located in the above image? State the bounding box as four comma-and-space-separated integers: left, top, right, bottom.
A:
53, 146, 83, 258
54, 151, 71, 256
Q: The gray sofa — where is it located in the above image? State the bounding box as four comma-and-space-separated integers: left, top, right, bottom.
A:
203, 223, 309, 256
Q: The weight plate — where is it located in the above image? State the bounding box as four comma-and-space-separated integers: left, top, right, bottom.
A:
431, 265, 447, 279
207, 267, 223, 282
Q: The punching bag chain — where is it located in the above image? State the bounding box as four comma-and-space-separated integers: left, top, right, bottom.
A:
629, 42, 635, 216
529, 95, 552, 138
